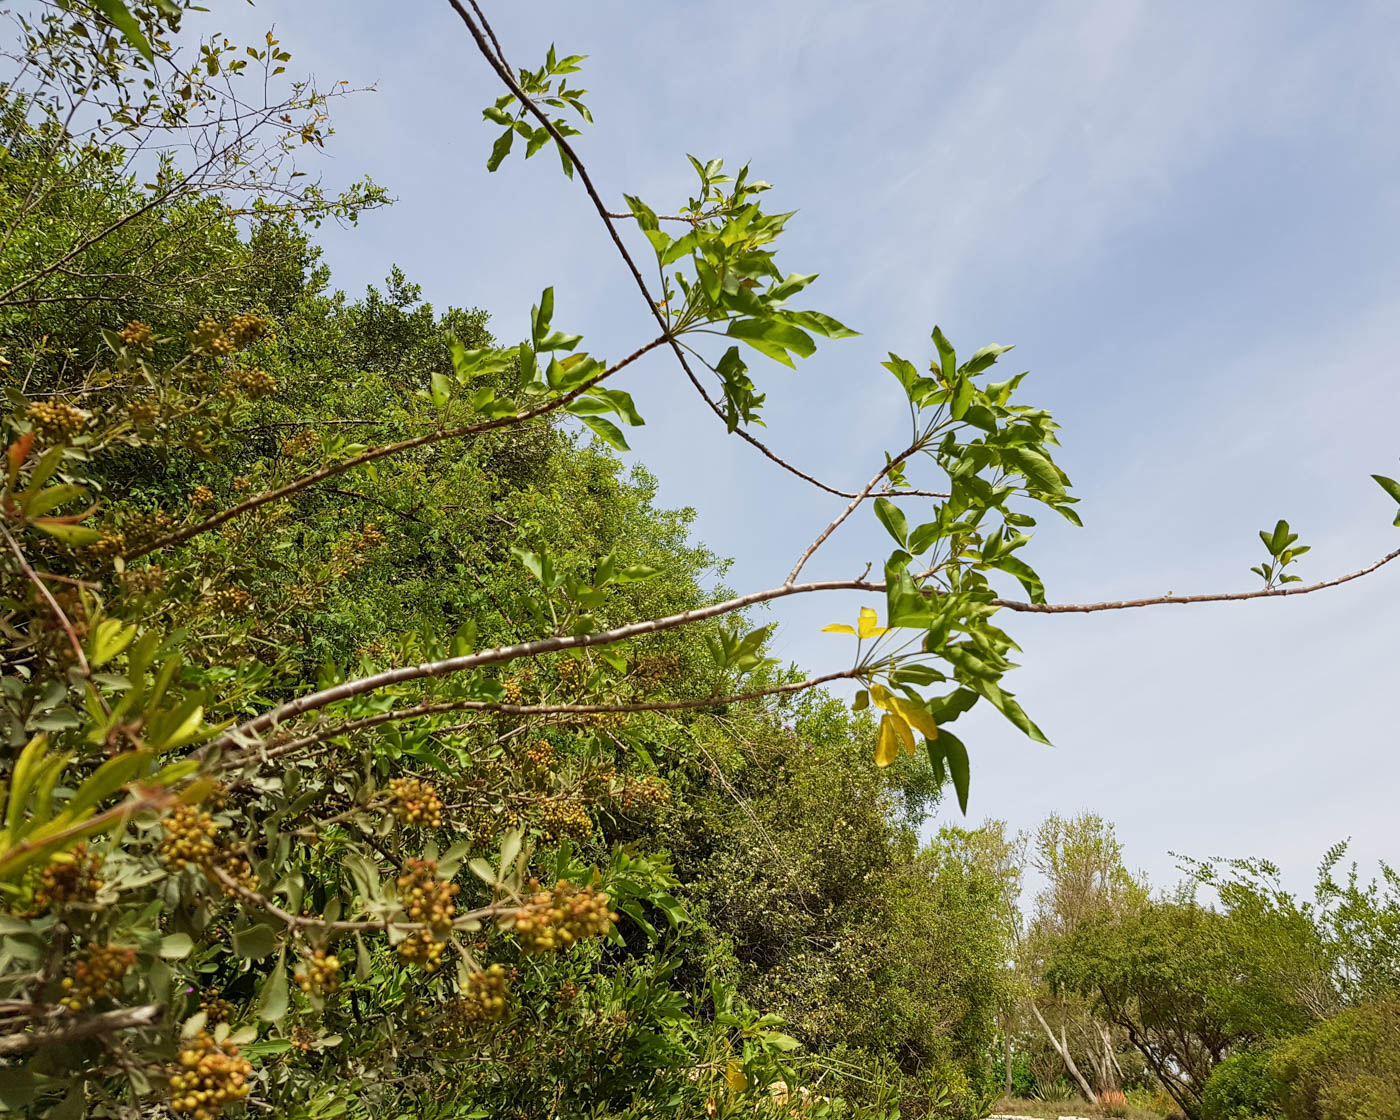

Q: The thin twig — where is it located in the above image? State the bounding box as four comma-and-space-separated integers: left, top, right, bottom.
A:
0, 522, 109, 715
788, 443, 920, 584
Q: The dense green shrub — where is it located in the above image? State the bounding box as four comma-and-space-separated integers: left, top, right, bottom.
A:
1270, 1000, 1400, 1120
1202, 1051, 1280, 1120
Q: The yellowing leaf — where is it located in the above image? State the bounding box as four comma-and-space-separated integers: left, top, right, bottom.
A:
890, 712, 915, 755
857, 607, 889, 640
875, 714, 900, 767
821, 623, 857, 636
725, 1058, 748, 1094
892, 696, 939, 742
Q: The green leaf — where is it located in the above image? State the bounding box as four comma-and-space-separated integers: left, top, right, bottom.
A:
232, 924, 278, 960
725, 319, 816, 368
0, 1065, 35, 1110
931, 326, 956, 380
579, 415, 629, 451
429, 371, 453, 409
30, 521, 102, 546
89, 618, 138, 669
929, 729, 971, 814
1372, 474, 1400, 506
614, 563, 658, 583
873, 498, 908, 547
92, 0, 154, 63
1008, 447, 1066, 496
486, 127, 514, 171
991, 554, 1046, 604
783, 309, 859, 339
158, 932, 194, 959
257, 950, 290, 1021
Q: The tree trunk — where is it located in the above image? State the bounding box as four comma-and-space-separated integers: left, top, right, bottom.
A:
1030, 1001, 1097, 1104
1004, 1026, 1013, 1094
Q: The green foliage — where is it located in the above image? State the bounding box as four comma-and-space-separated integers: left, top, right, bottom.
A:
1270, 1001, 1400, 1120
1202, 1051, 1280, 1120
0, 3, 1393, 1118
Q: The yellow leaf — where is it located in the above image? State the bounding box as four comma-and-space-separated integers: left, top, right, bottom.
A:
892, 696, 939, 742
891, 713, 915, 754
821, 623, 857, 636
868, 682, 892, 710
875, 714, 900, 767
725, 1058, 748, 1094
857, 607, 889, 640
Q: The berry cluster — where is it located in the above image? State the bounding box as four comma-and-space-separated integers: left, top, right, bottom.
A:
27, 400, 87, 441
121, 509, 174, 550
523, 738, 557, 777
117, 320, 153, 348
633, 653, 681, 682
59, 944, 135, 1010
396, 859, 460, 973
224, 312, 268, 348
230, 366, 277, 400
204, 587, 251, 615
328, 524, 385, 576
160, 806, 257, 895
200, 986, 234, 1023
619, 776, 672, 813
188, 317, 236, 357
121, 565, 166, 596
280, 430, 317, 457
126, 398, 159, 425
189, 485, 215, 506
458, 962, 509, 1023
23, 844, 103, 917
161, 806, 218, 870
295, 948, 342, 994
511, 878, 617, 954
168, 1030, 253, 1119
537, 796, 593, 844
389, 778, 444, 828
85, 532, 126, 561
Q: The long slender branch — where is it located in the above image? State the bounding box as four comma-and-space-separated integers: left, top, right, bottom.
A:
125, 333, 669, 559
788, 444, 919, 583
206, 578, 878, 752
204, 535, 1400, 758
448, 0, 899, 503
1, 523, 91, 678
214, 670, 858, 772
0, 1004, 163, 1056
992, 545, 1400, 613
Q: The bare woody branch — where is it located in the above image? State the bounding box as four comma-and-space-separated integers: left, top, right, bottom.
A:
204, 536, 1400, 760
0, 1003, 163, 1056
213, 670, 860, 773
992, 544, 1400, 613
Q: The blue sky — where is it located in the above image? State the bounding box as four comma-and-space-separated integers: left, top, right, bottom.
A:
201, 1, 1400, 893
